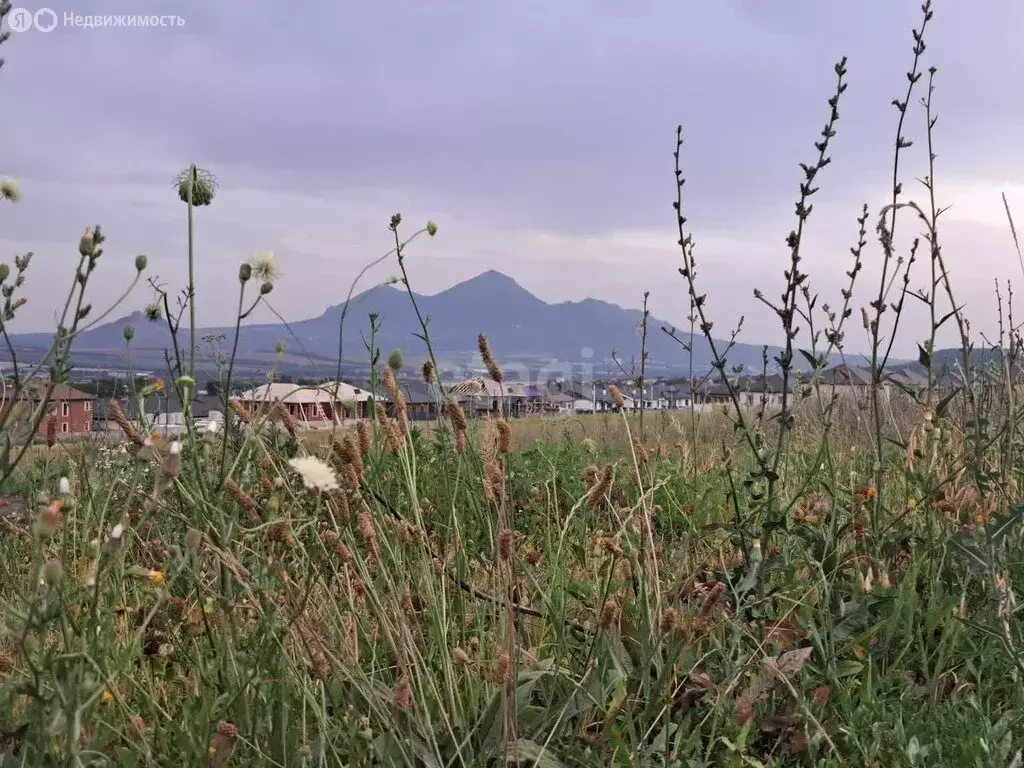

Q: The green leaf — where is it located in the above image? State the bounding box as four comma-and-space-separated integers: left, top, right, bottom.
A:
934, 387, 960, 418
990, 502, 1024, 546
834, 660, 864, 678
736, 561, 760, 598
799, 348, 824, 371
917, 343, 931, 368
946, 534, 991, 571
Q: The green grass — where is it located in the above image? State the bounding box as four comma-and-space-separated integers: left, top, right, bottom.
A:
0, 396, 1023, 766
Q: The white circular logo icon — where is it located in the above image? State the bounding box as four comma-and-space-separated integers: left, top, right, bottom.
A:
7, 7, 33, 32
6, 7, 56, 32
33, 8, 57, 32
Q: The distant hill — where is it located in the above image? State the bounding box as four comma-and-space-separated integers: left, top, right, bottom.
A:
895, 346, 1009, 375
6, 270, 842, 375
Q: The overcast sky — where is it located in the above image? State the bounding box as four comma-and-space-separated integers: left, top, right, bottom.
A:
2, 0, 1023, 357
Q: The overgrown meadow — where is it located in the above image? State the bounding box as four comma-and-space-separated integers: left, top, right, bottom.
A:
4, 2, 1024, 765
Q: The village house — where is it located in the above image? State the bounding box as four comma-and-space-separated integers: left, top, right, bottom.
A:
530, 382, 576, 413
390, 379, 472, 421
0, 381, 95, 436
533, 380, 588, 414
573, 382, 637, 413
236, 381, 373, 424
627, 382, 693, 410
447, 377, 544, 418
690, 377, 734, 406
887, 367, 928, 395
689, 373, 796, 409
817, 363, 889, 406
94, 392, 224, 437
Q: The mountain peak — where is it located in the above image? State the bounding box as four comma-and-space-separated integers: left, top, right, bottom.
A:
438, 270, 526, 295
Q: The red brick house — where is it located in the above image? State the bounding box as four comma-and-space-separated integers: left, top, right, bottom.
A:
0, 381, 94, 435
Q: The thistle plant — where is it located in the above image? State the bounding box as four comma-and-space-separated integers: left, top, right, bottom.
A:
172, 164, 217, 380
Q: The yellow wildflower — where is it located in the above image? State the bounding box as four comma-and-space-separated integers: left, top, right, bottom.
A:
147, 570, 165, 585
100, 690, 114, 705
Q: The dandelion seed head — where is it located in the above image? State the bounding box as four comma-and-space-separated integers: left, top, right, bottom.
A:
250, 250, 282, 284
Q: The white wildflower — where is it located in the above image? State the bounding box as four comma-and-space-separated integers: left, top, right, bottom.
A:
205, 420, 220, 434
111, 523, 124, 540
169, 440, 181, 455
250, 250, 282, 284
58, 477, 71, 496
287, 456, 339, 492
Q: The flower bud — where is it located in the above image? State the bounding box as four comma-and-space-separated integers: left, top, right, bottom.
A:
41, 559, 64, 586
0, 264, 9, 282
123, 324, 135, 341
426, 220, 438, 237
239, 263, 252, 282
185, 528, 203, 551
260, 282, 273, 295
79, 227, 95, 257
135, 254, 148, 272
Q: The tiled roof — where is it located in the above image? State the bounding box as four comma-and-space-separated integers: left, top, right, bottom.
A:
14, 381, 93, 401
447, 377, 537, 398
237, 381, 370, 404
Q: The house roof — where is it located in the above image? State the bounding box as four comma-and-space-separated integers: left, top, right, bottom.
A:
14, 381, 93, 401
142, 392, 222, 418
888, 368, 928, 387
398, 380, 470, 405
654, 383, 692, 398
545, 392, 575, 403
237, 381, 370, 405
317, 380, 373, 402
448, 377, 535, 398
819, 364, 872, 386
93, 392, 223, 420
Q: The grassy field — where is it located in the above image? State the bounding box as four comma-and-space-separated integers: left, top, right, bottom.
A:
2, 367, 1021, 765
5, 3, 1024, 765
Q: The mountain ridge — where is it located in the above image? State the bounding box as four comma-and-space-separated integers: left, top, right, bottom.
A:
6, 270, 844, 374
